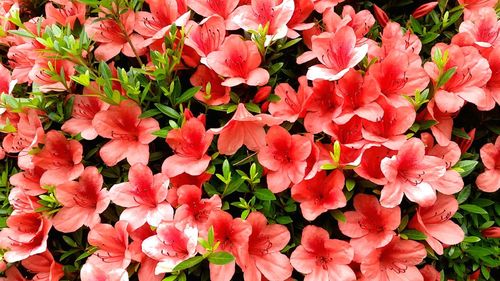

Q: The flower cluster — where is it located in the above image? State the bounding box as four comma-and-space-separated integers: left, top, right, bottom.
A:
0, 0, 499, 280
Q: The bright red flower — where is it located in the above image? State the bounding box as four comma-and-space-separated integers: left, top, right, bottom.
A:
0, 63, 15, 94
419, 99, 455, 146
360, 236, 426, 281
109, 163, 173, 230
231, 0, 295, 42
241, 212, 293, 281
380, 138, 447, 208
32, 130, 84, 186
206, 35, 270, 87
291, 170, 347, 221
205, 210, 252, 281
424, 44, 492, 113
481, 226, 500, 238
174, 184, 222, 230
87, 221, 131, 271
297, 26, 368, 81
258, 126, 312, 193
61, 94, 110, 140
355, 146, 396, 185
162, 116, 213, 177
412, 2, 438, 19
290, 225, 355, 281
185, 15, 226, 59
409, 194, 464, 255
52, 166, 110, 233
0, 212, 51, 263
85, 10, 146, 61
21, 250, 64, 281
269, 76, 312, 123
458, 0, 498, 17
190, 65, 231, 106
93, 100, 160, 167
476, 135, 500, 192
142, 221, 198, 273
287, 0, 315, 38
81, 262, 129, 281
211, 103, 282, 155
338, 194, 400, 262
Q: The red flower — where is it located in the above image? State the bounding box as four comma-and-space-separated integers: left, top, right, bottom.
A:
476, 135, 500, 192
481, 226, 500, 238
412, 2, 438, 19
87, 221, 131, 271
174, 184, 222, 230
258, 126, 312, 193
93, 100, 160, 167
21, 250, 64, 281
290, 225, 356, 281
190, 65, 231, 106
373, 5, 389, 27
269, 76, 312, 123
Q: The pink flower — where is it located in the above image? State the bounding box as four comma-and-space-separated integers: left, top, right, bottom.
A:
338, 194, 401, 262
28, 59, 75, 93
302, 79, 343, 134
185, 15, 226, 59
134, 0, 188, 39
187, 0, 239, 25
355, 146, 396, 185
380, 138, 447, 208
258, 126, 312, 193
21, 250, 64, 281
61, 94, 110, 140
241, 212, 293, 281
290, 225, 356, 281
206, 35, 270, 87
87, 221, 131, 271
142, 221, 198, 273
291, 170, 347, 221
369, 22, 422, 59
297, 26, 368, 81
52, 166, 110, 233
81, 263, 129, 281
162, 116, 213, 177
459, 7, 500, 51
323, 5, 375, 39
191, 65, 231, 106
424, 44, 492, 113
0, 63, 16, 94
109, 163, 173, 230
409, 194, 464, 255
231, 0, 295, 42
458, 0, 498, 16
269, 76, 312, 123
8, 187, 42, 213
45, 0, 86, 28
93, 100, 160, 166
360, 236, 427, 281
32, 130, 84, 186
85, 10, 146, 61
211, 103, 282, 155
205, 210, 252, 281
476, 136, 500, 192
484, 46, 500, 107
9, 166, 46, 196
174, 184, 222, 230
0, 212, 51, 263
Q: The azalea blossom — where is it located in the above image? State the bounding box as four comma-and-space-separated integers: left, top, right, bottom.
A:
302, 79, 343, 134
21, 250, 64, 281
45, 0, 86, 28
242, 212, 293, 281
297, 26, 368, 81
190, 65, 231, 105
408, 194, 464, 255
81, 262, 129, 281
206, 35, 270, 87
379, 138, 447, 208
476, 135, 500, 192
269, 76, 312, 123
323, 5, 375, 39
338, 194, 401, 262
185, 15, 226, 59
187, 0, 239, 26
61, 93, 110, 140
290, 225, 356, 281
93, 100, 160, 166
109, 163, 173, 230
211, 103, 282, 155
52, 166, 110, 233
142, 221, 198, 273
174, 184, 222, 230
258, 125, 312, 193
291, 170, 347, 221
87, 221, 131, 271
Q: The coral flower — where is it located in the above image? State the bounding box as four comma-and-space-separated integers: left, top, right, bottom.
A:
174, 184, 222, 230
190, 65, 231, 106
109, 163, 173, 230
61, 94, 110, 140
476, 136, 500, 192
185, 15, 226, 59
21, 250, 64, 281
52, 166, 110, 233
360, 236, 427, 281
338, 194, 401, 261
162, 116, 213, 177
81, 262, 129, 281
302, 79, 343, 134
45, 0, 86, 28
142, 221, 198, 273
134, 0, 188, 38
269, 76, 312, 123
93, 100, 160, 166
297, 26, 368, 81
87, 221, 131, 271
291, 170, 347, 221
211, 103, 282, 155
409, 194, 464, 255
206, 35, 270, 87
290, 225, 356, 281
484, 46, 500, 108
258, 126, 312, 193
380, 138, 447, 208
0, 212, 51, 263
412, 2, 438, 19
242, 212, 293, 281
187, 0, 239, 24
32, 130, 84, 186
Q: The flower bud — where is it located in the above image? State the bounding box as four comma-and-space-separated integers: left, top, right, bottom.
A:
412, 2, 438, 19
373, 5, 389, 27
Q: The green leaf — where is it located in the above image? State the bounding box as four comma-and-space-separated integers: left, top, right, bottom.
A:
63, 235, 78, 247
421, 32, 440, 44
208, 252, 235, 265
245, 102, 261, 113
223, 176, 245, 197
276, 216, 293, 224
139, 109, 161, 118
459, 204, 488, 215
452, 128, 471, 139
453, 160, 478, 177
155, 103, 181, 119
401, 229, 427, 240
436, 67, 456, 88
176, 86, 201, 104
463, 236, 481, 243
457, 185, 471, 204
330, 210, 346, 223
172, 255, 205, 271
254, 188, 276, 201
345, 179, 356, 191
